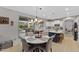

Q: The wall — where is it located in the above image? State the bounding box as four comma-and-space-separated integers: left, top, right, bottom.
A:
0, 7, 28, 39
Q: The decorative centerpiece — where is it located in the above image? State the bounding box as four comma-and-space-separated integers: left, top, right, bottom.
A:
35, 30, 43, 38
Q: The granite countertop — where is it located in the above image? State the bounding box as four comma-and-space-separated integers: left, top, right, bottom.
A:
25, 36, 50, 44
19, 34, 51, 44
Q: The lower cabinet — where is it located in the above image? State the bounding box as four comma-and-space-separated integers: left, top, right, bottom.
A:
0, 39, 22, 52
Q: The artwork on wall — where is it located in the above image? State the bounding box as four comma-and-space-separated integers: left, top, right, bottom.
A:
0, 16, 9, 24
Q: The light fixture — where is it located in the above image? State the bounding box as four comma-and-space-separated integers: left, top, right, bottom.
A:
31, 19, 33, 22
65, 8, 70, 16
34, 6, 38, 22
67, 12, 70, 15
34, 18, 38, 22
34, 7, 43, 22
38, 19, 43, 23
65, 8, 69, 11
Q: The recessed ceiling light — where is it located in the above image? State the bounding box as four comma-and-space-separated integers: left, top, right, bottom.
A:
65, 8, 69, 11
43, 14, 46, 17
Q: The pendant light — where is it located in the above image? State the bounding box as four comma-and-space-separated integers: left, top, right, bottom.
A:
34, 6, 38, 22
34, 7, 43, 22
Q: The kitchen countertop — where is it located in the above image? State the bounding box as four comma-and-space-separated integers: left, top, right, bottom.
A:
19, 34, 51, 44
25, 36, 50, 44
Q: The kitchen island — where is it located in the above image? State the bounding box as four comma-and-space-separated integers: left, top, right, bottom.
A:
19, 34, 52, 52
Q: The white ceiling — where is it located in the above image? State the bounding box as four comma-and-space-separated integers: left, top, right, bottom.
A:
1, 6, 79, 19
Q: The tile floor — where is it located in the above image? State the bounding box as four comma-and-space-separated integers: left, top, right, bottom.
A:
52, 35, 79, 52
1, 34, 79, 52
